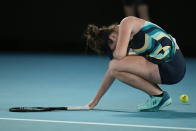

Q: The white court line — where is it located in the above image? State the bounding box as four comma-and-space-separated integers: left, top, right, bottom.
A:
0, 117, 196, 130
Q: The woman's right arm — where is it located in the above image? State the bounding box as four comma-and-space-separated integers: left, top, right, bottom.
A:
88, 69, 115, 109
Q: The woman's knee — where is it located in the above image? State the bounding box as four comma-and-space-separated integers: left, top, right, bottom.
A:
108, 59, 120, 76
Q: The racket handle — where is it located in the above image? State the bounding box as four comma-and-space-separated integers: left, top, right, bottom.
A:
67, 105, 90, 110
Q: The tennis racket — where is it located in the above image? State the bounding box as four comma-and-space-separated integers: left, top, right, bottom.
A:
9, 105, 90, 112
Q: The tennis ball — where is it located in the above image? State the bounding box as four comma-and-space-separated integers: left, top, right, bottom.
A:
180, 94, 189, 103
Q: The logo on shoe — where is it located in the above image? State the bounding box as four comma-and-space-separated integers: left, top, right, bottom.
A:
153, 101, 157, 105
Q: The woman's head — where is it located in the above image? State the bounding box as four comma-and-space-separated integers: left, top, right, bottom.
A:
84, 24, 118, 57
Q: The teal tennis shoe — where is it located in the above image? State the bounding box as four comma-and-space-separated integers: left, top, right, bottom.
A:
138, 91, 172, 112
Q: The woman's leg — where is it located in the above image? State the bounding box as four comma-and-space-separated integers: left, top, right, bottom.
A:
123, 5, 136, 17
137, 4, 150, 21
109, 55, 172, 111
109, 55, 162, 96
111, 71, 162, 96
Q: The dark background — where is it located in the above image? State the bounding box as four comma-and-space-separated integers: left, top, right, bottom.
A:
0, 0, 195, 56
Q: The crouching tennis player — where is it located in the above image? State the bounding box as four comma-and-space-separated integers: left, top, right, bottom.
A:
84, 16, 186, 111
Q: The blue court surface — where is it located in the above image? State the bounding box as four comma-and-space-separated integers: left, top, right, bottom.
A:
0, 53, 196, 131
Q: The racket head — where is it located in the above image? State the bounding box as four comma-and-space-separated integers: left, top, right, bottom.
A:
9, 107, 67, 112
9, 107, 49, 112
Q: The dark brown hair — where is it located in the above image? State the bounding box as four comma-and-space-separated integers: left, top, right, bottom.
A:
84, 24, 117, 55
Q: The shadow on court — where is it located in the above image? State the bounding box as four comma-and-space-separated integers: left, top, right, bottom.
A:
113, 110, 196, 119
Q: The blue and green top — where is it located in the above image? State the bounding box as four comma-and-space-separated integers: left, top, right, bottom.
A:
128, 21, 176, 63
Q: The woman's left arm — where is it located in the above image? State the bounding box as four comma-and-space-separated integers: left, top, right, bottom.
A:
113, 17, 135, 59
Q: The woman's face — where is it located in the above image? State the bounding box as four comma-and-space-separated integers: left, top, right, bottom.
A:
108, 27, 119, 52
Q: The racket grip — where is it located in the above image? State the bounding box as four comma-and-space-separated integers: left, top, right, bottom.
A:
67, 105, 90, 110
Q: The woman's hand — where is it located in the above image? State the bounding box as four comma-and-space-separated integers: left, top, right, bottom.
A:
88, 100, 98, 110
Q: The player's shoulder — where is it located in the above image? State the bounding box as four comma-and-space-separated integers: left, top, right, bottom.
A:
120, 16, 145, 27
120, 16, 145, 32
120, 16, 139, 24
